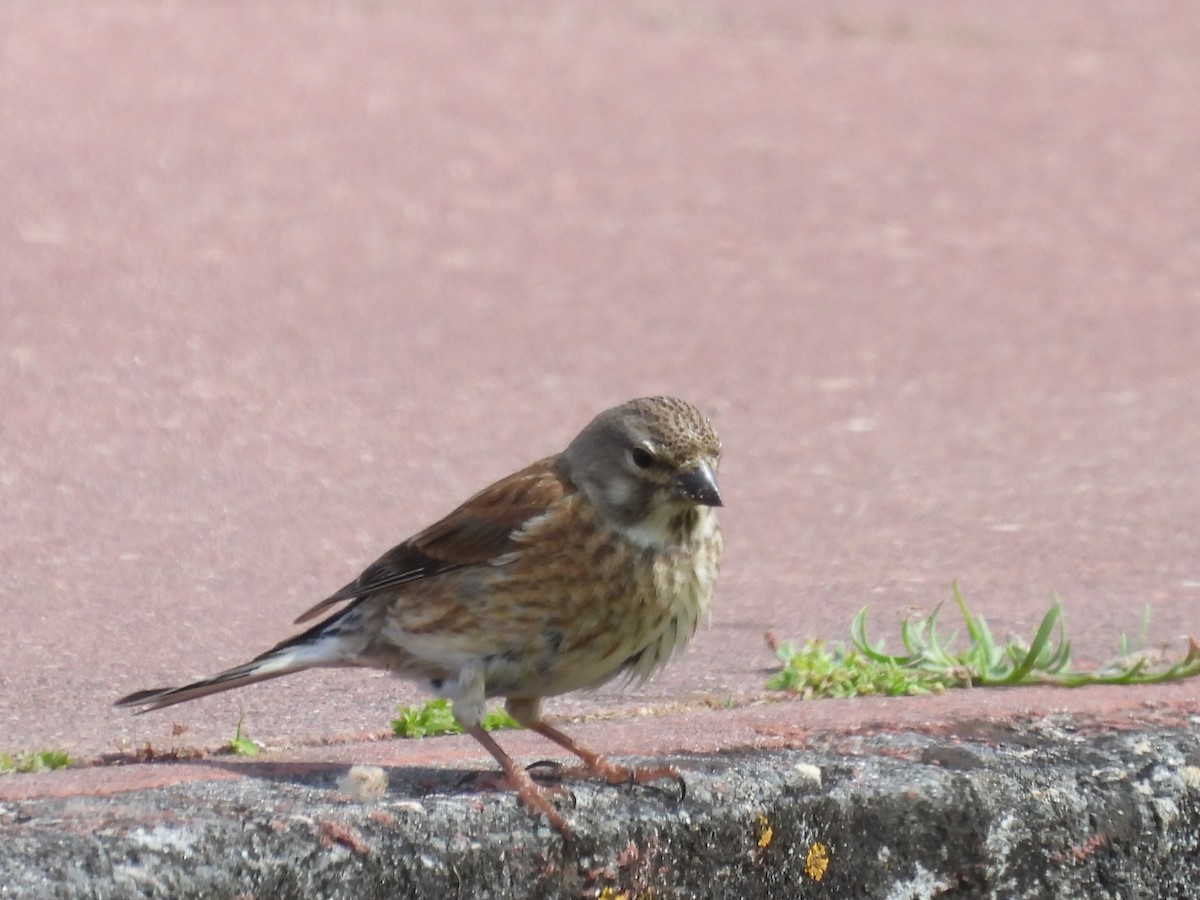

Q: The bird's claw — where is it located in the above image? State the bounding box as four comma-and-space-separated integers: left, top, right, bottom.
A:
615, 763, 687, 804
525, 758, 565, 775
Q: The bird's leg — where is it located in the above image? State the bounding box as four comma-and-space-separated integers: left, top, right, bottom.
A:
465, 724, 571, 835
505, 697, 683, 792
527, 719, 683, 789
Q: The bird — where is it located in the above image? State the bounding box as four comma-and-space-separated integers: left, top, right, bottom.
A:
116, 395, 723, 833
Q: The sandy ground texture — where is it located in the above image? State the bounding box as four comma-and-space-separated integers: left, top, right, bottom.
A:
2, 0, 1198, 776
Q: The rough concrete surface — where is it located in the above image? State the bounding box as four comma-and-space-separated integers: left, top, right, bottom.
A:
4, 0, 1200, 762
3, 717, 1199, 899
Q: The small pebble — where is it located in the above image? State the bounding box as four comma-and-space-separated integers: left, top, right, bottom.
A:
793, 762, 823, 788
336, 765, 389, 802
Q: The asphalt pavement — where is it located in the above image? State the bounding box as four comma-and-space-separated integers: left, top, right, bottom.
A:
2, 2, 1198, 896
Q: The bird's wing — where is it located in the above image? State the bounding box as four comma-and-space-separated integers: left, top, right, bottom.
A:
293, 456, 571, 623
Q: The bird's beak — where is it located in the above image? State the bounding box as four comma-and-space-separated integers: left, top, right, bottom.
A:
674, 460, 723, 507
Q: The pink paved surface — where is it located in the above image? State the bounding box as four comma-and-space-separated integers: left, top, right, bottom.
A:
2, 1, 1199, 780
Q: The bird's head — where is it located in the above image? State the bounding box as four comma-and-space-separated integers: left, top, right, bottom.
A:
563, 396, 722, 538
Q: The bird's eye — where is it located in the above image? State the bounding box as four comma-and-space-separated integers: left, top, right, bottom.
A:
630, 447, 655, 469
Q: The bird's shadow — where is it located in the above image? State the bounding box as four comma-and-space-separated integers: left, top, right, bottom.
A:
164, 758, 571, 801
171, 754, 498, 802
169, 753, 687, 808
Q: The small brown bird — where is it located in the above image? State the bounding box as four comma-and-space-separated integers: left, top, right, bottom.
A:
117, 396, 723, 833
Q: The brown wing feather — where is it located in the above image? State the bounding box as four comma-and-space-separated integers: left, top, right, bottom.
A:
293, 456, 571, 623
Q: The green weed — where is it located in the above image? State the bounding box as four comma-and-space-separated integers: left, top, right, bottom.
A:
391, 698, 519, 738
0, 749, 73, 773
228, 716, 261, 756
770, 582, 1200, 697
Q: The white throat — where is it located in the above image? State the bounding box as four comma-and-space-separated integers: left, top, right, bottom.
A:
616, 503, 689, 549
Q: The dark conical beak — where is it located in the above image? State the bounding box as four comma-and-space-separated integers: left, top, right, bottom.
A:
674, 460, 723, 507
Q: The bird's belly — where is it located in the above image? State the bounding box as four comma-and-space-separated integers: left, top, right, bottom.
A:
381, 508, 722, 701
482, 543, 717, 698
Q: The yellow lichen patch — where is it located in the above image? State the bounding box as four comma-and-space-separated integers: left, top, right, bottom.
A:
805, 842, 830, 881
596, 889, 627, 900
756, 814, 774, 848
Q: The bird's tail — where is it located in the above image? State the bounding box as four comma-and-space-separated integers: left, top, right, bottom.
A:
115, 610, 358, 713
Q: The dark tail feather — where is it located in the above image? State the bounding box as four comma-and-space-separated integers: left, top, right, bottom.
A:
115, 663, 298, 713
115, 618, 354, 713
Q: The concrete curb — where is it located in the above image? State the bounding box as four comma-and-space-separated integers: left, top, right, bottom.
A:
3, 718, 1198, 898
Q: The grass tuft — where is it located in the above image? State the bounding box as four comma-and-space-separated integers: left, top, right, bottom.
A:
0, 749, 73, 773
770, 582, 1200, 697
766, 635, 949, 697
391, 698, 518, 738
227, 716, 261, 756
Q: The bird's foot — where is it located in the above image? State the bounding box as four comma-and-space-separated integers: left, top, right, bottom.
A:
466, 725, 574, 835
483, 763, 571, 799
586, 758, 687, 801
466, 767, 572, 834
509, 768, 572, 835
526, 755, 686, 802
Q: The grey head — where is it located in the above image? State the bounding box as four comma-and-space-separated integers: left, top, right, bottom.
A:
562, 396, 722, 530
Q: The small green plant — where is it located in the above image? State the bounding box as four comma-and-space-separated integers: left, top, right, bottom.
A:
0, 749, 73, 773
390, 698, 519, 738
767, 636, 950, 697
849, 582, 1074, 686
228, 716, 261, 756
770, 583, 1200, 697
854, 583, 1200, 687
